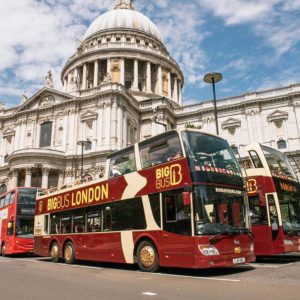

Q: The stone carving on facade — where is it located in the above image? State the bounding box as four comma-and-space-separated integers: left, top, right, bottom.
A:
245, 108, 260, 117
45, 70, 54, 88
202, 116, 215, 123
97, 101, 106, 109
40, 95, 55, 107
293, 101, 300, 108
115, 0, 134, 9
103, 72, 112, 83
42, 167, 50, 175
65, 169, 75, 177
25, 167, 33, 175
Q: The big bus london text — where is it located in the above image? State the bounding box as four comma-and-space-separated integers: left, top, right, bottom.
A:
34, 129, 255, 272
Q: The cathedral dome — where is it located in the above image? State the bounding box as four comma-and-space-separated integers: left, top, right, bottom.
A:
83, 6, 163, 42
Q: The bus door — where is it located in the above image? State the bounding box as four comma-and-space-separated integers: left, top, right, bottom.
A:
248, 193, 271, 255
160, 189, 194, 268
266, 193, 284, 253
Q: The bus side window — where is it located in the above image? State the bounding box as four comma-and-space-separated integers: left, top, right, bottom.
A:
9, 193, 15, 205
44, 215, 49, 234
4, 193, 10, 206
0, 197, 5, 208
87, 210, 101, 232
50, 214, 60, 234
108, 146, 136, 178
249, 195, 267, 225
249, 151, 263, 168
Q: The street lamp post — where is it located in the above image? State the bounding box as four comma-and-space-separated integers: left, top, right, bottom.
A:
77, 140, 92, 180
203, 72, 222, 135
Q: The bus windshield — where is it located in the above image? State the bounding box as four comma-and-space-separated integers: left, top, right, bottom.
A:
182, 131, 241, 175
193, 186, 249, 235
261, 145, 297, 180
16, 188, 37, 238
278, 192, 300, 233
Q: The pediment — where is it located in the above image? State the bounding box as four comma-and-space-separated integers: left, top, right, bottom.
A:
267, 110, 288, 122
2, 127, 15, 137
80, 109, 98, 121
15, 87, 75, 113
221, 118, 241, 129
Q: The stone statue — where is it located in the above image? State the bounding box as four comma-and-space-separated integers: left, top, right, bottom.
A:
115, 0, 134, 9
22, 92, 28, 103
0, 102, 4, 111
103, 72, 112, 83
45, 70, 54, 88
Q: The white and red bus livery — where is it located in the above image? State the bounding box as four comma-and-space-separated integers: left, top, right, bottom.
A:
244, 143, 300, 255
1, 187, 38, 256
34, 129, 255, 271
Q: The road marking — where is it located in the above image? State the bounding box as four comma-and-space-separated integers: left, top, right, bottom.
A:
12, 258, 103, 270
248, 262, 296, 268
151, 272, 240, 282
142, 292, 158, 296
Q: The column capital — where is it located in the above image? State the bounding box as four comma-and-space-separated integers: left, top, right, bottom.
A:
42, 167, 50, 176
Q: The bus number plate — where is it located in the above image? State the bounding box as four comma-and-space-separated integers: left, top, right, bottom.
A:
233, 257, 245, 264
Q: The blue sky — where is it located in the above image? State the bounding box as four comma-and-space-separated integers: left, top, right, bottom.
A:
1, 0, 300, 107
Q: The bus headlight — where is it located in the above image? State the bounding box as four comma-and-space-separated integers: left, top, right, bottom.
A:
284, 239, 293, 245
198, 245, 220, 256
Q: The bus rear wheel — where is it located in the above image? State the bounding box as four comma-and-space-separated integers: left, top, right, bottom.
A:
50, 242, 60, 263
137, 241, 160, 272
63, 242, 75, 264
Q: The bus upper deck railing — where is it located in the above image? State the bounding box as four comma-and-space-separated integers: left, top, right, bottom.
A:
37, 176, 96, 198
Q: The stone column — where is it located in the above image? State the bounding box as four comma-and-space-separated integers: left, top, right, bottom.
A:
64, 78, 68, 93
107, 59, 111, 75
157, 65, 162, 95
133, 59, 139, 90
25, 167, 32, 187
173, 77, 178, 103
58, 170, 64, 188
168, 72, 172, 99
146, 61, 151, 93
41, 167, 50, 189
94, 60, 99, 87
120, 59, 125, 86
11, 169, 19, 189
82, 64, 87, 90
178, 80, 182, 105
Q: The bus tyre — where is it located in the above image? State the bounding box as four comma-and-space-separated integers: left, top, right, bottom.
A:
1, 244, 5, 257
63, 242, 75, 264
50, 242, 60, 263
137, 241, 160, 272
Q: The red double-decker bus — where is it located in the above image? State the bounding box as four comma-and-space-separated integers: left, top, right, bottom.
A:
0, 187, 38, 256
244, 143, 300, 256
34, 129, 255, 272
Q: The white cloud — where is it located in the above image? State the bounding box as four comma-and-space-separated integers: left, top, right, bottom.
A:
201, 0, 277, 25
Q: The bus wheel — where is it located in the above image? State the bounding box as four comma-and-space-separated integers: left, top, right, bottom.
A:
50, 242, 60, 263
63, 242, 75, 264
1, 244, 5, 257
137, 241, 160, 272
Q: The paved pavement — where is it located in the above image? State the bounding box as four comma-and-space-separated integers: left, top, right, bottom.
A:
0, 255, 300, 300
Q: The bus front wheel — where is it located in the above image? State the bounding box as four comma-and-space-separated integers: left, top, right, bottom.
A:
50, 242, 60, 263
63, 242, 75, 264
136, 241, 160, 272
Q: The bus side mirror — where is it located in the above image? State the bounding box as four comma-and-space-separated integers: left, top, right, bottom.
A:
182, 192, 191, 207
258, 191, 265, 206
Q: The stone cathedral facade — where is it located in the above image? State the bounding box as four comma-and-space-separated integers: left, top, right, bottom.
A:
0, 0, 299, 193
